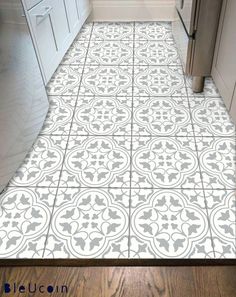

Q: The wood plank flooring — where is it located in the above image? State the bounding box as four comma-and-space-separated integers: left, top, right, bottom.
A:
0, 266, 236, 297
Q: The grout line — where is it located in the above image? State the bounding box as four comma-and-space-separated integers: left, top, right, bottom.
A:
42, 23, 95, 258
127, 21, 136, 258
38, 133, 236, 139
6, 185, 236, 191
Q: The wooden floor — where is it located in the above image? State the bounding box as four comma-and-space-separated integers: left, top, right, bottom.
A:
0, 266, 236, 297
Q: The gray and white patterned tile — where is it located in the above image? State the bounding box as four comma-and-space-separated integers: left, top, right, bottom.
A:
205, 189, 236, 258
45, 188, 129, 258
133, 96, 193, 136
86, 40, 133, 65
0, 187, 56, 258
9, 136, 68, 187
132, 136, 200, 188
196, 137, 236, 189
47, 65, 83, 96
74, 22, 93, 41
190, 97, 235, 137
134, 40, 181, 65
61, 40, 89, 65
135, 22, 173, 41
130, 189, 212, 258
186, 76, 221, 97
60, 136, 131, 188
79, 65, 133, 96
71, 96, 132, 136
133, 66, 187, 96
40, 96, 76, 135
91, 22, 134, 40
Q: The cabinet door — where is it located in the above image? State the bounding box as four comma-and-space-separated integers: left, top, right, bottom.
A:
50, 0, 70, 50
212, 0, 236, 110
229, 84, 236, 124
64, 0, 80, 33
28, 0, 57, 82
77, 0, 90, 19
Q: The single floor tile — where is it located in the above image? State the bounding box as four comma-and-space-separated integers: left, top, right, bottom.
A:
91, 22, 134, 40
134, 40, 181, 65
40, 96, 76, 135
71, 96, 132, 136
133, 96, 193, 136
205, 189, 236, 258
129, 189, 212, 258
60, 135, 131, 188
47, 65, 83, 96
79, 65, 133, 96
86, 40, 133, 65
0, 187, 56, 258
74, 22, 93, 41
135, 22, 173, 41
196, 137, 236, 189
190, 97, 235, 137
9, 136, 68, 187
133, 66, 187, 96
131, 136, 201, 188
61, 40, 89, 65
44, 188, 129, 258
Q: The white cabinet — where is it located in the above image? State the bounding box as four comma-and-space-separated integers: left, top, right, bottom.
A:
64, 0, 80, 32
77, 0, 91, 19
28, 0, 58, 82
50, 0, 70, 50
23, 0, 91, 83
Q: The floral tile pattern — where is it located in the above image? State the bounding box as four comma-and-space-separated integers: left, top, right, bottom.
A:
60, 136, 131, 188
87, 40, 133, 65
40, 96, 76, 135
135, 22, 173, 41
132, 136, 200, 188
72, 96, 132, 135
133, 96, 193, 136
134, 41, 181, 65
134, 66, 187, 96
79, 65, 133, 96
91, 22, 134, 40
1, 22, 235, 259
130, 189, 212, 258
61, 40, 89, 65
190, 97, 235, 137
196, 137, 236, 189
9, 136, 68, 188
47, 65, 83, 96
0, 187, 56, 258
45, 188, 129, 258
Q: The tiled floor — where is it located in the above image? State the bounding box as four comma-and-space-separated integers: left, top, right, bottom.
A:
0, 22, 236, 259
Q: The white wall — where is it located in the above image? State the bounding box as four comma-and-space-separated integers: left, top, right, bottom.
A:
90, 0, 175, 21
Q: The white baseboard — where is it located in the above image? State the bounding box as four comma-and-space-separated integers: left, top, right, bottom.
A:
91, 0, 175, 21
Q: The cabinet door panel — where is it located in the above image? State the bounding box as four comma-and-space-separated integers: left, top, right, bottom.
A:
64, 0, 80, 32
212, 0, 236, 110
28, 0, 57, 81
50, 0, 70, 50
